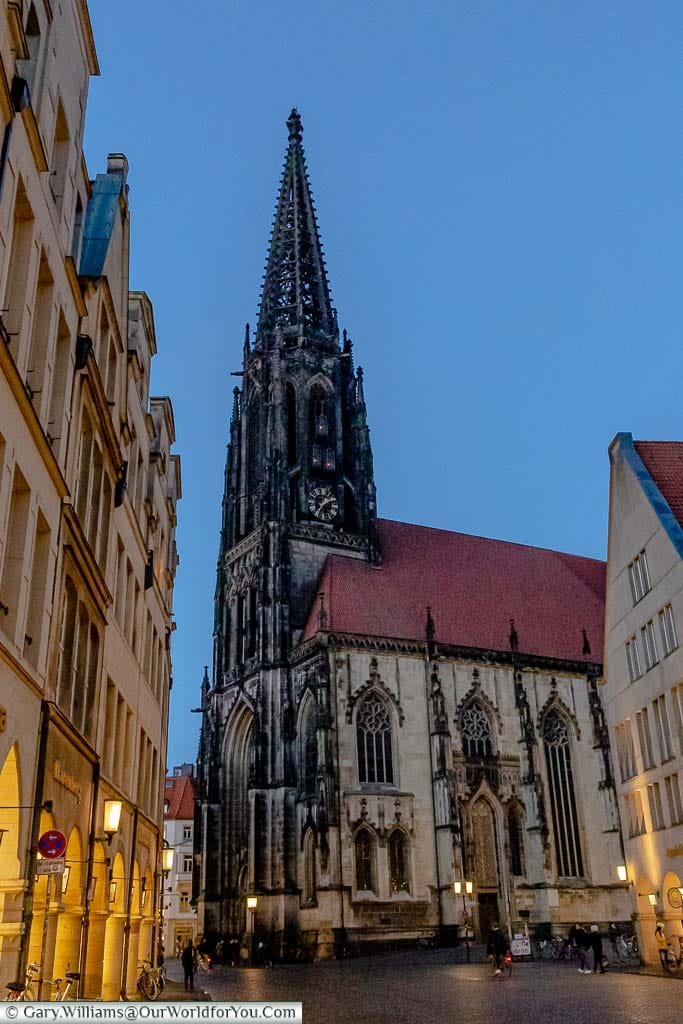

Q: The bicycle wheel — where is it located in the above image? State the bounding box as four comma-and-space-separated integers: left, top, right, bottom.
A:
138, 972, 158, 1000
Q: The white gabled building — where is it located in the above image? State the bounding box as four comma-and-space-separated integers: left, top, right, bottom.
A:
604, 433, 683, 963
163, 764, 198, 956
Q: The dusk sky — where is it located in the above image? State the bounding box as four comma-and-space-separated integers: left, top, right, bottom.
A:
83, 1, 682, 768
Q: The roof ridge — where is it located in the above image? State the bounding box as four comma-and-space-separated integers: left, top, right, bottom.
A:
376, 517, 605, 566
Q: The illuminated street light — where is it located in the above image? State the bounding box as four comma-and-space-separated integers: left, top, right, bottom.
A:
103, 800, 122, 842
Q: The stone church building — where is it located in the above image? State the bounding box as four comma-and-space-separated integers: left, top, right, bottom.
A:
195, 110, 630, 957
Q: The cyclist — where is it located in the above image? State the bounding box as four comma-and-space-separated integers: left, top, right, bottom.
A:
486, 923, 510, 975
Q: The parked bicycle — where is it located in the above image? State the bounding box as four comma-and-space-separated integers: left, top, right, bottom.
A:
615, 933, 639, 960
5, 962, 40, 1001
137, 961, 162, 1000
416, 931, 437, 949
44, 972, 80, 1001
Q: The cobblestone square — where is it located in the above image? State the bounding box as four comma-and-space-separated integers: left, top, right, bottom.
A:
165, 950, 681, 1024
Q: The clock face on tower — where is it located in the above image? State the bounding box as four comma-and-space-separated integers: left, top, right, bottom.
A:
308, 485, 338, 523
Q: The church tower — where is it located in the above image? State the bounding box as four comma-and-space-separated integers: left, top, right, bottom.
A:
196, 110, 377, 945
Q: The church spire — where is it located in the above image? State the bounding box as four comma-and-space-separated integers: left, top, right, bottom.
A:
256, 108, 337, 347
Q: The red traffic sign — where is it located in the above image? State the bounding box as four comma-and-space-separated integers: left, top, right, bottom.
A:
38, 830, 67, 859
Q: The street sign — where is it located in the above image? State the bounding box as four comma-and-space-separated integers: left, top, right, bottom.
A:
38, 829, 67, 859
37, 857, 65, 875
510, 936, 532, 957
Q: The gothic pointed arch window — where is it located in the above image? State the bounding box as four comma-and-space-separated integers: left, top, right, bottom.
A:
302, 828, 316, 904
285, 383, 297, 466
354, 828, 376, 893
460, 702, 494, 758
388, 829, 410, 894
246, 397, 261, 531
542, 710, 584, 878
508, 803, 526, 877
300, 700, 318, 798
356, 692, 394, 785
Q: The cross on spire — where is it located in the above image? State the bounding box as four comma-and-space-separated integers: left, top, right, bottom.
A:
256, 109, 337, 346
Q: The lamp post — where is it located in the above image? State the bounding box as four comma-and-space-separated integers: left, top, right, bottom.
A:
454, 881, 473, 963
616, 864, 628, 883
246, 896, 258, 966
159, 842, 174, 964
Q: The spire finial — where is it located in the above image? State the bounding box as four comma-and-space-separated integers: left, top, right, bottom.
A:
582, 629, 591, 657
287, 107, 303, 142
243, 322, 251, 359
231, 386, 240, 423
257, 110, 335, 343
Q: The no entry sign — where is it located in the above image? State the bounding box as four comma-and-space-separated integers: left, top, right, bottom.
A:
38, 829, 67, 859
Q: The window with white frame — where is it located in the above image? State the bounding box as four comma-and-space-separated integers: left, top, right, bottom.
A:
183, 825, 191, 841
664, 773, 683, 826
658, 604, 678, 656
652, 695, 674, 762
641, 620, 659, 671
636, 708, 655, 769
179, 888, 190, 912
672, 684, 683, 756
624, 790, 646, 837
625, 636, 642, 682
647, 782, 665, 830
182, 854, 193, 873
628, 550, 651, 603
615, 721, 637, 782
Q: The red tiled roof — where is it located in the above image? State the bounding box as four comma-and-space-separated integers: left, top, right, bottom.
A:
634, 441, 683, 530
303, 519, 605, 663
163, 775, 197, 820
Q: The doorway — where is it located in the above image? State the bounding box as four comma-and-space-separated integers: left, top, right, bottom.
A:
477, 892, 499, 940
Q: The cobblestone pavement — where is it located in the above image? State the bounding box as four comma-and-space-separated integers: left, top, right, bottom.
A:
164, 949, 681, 1024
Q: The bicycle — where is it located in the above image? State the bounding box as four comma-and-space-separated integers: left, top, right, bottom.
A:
659, 941, 682, 974
490, 952, 513, 977
137, 961, 159, 1000
45, 972, 80, 1001
416, 932, 437, 949
5, 962, 40, 1001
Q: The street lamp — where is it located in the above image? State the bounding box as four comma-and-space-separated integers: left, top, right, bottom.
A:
647, 892, 658, 907
102, 800, 122, 843
162, 844, 175, 875
246, 896, 258, 965
616, 864, 628, 883
454, 881, 473, 963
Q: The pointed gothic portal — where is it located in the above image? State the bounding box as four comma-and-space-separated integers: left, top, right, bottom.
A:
257, 109, 337, 345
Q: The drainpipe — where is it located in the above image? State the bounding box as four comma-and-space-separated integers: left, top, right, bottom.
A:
18, 699, 50, 980
78, 758, 100, 993
119, 804, 139, 999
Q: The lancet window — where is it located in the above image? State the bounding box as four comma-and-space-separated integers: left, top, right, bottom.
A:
388, 830, 409, 894
301, 702, 318, 797
543, 711, 583, 878
354, 829, 375, 892
356, 693, 394, 785
461, 704, 494, 758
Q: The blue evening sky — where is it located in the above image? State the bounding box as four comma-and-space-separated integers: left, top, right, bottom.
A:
83, 1, 682, 768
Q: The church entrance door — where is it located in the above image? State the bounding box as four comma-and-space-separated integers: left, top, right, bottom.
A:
477, 892, 499, 941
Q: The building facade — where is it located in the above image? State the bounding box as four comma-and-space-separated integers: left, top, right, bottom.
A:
0, 0, 181, 997
603, 434, 683, 963
162, 764, 199, 956
195, 110, 630, 959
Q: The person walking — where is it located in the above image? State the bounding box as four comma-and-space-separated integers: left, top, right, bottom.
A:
589, 925, 605, 974
181, 939, 197, 991
573, 924, 590, 973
